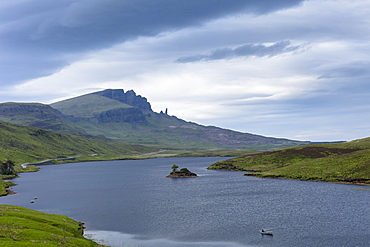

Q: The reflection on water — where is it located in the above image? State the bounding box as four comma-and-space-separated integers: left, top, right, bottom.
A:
85, 230, 252, 247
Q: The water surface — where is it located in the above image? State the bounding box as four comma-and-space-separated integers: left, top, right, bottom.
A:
1, 157, 369, 246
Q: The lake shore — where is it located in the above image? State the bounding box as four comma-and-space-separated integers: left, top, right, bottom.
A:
243, 172, 370, 186
0, 205, 105, 246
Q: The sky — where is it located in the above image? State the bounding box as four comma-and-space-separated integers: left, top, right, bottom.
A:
1, 0, 370, 142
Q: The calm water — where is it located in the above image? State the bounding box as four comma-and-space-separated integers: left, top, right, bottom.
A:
1, 157, 369, 247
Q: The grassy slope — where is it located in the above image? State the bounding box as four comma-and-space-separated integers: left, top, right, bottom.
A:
0, 205, 104, 246
50, 94, 132, 118
51, 92, 309, 150
0, 103, 87, 136
0, 121, 153, 165
208, 138, 370, 184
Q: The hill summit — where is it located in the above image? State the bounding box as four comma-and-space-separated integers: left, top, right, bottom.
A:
0, 89, 310, 150
94, 89, 152, 111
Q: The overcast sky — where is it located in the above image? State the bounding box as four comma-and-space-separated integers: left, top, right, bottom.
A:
1, 0, 369, 142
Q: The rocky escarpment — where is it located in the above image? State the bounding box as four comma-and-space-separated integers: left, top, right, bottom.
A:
93, 89, 152, 111
166, 168, 198, 178
95, 107, 147, 124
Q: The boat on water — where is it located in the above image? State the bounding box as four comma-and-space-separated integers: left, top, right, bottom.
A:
260, 229, 273, 235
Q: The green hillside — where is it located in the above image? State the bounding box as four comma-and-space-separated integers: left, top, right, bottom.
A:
50, 94, 132, 118
0, 102, 88, 136
0, 121, 153, 165
208, 138, 370, 184
1, 89, 310, 150
49, 89, 309, 150
0, 205, 104, 246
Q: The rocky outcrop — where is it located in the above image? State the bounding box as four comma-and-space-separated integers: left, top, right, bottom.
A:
95, 107, 147, 124
166, 168, 198, 178
94, 89, 152, 111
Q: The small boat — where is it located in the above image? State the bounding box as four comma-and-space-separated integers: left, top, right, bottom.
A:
260, 229, 273, 235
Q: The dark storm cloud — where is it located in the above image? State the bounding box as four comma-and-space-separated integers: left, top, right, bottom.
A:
176, 40, 302, 63
0, 0, 304, 84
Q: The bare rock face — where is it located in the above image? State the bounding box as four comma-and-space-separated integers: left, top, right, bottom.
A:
95, 107, 147, 124
166, 168, 198, 178
94, 89, 152, 111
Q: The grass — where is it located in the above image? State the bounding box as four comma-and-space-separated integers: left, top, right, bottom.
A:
0, 121, 155, 165
0, 180, 15, 197
0, 102, 88, 136
50, 94, 132, 118
0, 205, 105, 246
208, 138, 370, 184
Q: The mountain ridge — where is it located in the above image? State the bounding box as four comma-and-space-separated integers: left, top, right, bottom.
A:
1, 89, 310, 150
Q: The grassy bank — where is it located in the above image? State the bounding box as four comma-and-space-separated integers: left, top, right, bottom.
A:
208, 138, 370, 185
0, 180, 15, 197
0, 121, 155, 166
0, 205, 105, 246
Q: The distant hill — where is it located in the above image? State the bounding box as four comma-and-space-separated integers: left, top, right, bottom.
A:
0, 121, 153, 165
0, 102, 88, 136
1, 89, 310, 150
208, 137, 370, 184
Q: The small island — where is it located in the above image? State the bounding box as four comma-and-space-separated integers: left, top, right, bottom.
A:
166, 164, 198, 178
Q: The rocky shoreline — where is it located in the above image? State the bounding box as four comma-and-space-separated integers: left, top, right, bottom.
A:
166, 168, 198, 178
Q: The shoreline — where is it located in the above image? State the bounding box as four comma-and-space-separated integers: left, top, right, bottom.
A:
3, 161, 369, 198
243, 173, 370, 186
206, 168, 370, 186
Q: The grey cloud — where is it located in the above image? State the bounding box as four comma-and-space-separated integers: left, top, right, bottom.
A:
318, 62, 370, 79
0, 0, 304, 85
176, 41, 302, 63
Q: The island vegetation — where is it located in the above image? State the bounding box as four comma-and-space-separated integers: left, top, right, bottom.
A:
208, 138, 370, 185
166, 164, 198, 178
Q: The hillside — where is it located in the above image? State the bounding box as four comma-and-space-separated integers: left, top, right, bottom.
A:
0, 121, 153, 165
1, 89, 310, 150
208, 138, 370, 184
0, 205, 104, 246
49, 89, 309, 150
0, 102, 88, 136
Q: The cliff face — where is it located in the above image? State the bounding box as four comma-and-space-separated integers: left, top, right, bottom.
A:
95, 107, 147, 124
93, 89, 152, 111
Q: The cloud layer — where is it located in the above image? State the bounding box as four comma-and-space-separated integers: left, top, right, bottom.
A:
1, 0, 370, 142
176, 40, 302, 62
0, 0, 303, 84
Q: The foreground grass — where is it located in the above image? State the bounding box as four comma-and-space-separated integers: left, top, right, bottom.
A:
0, 180, 15, 197
208, 138, 370, 184
0, 205, 104, 246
